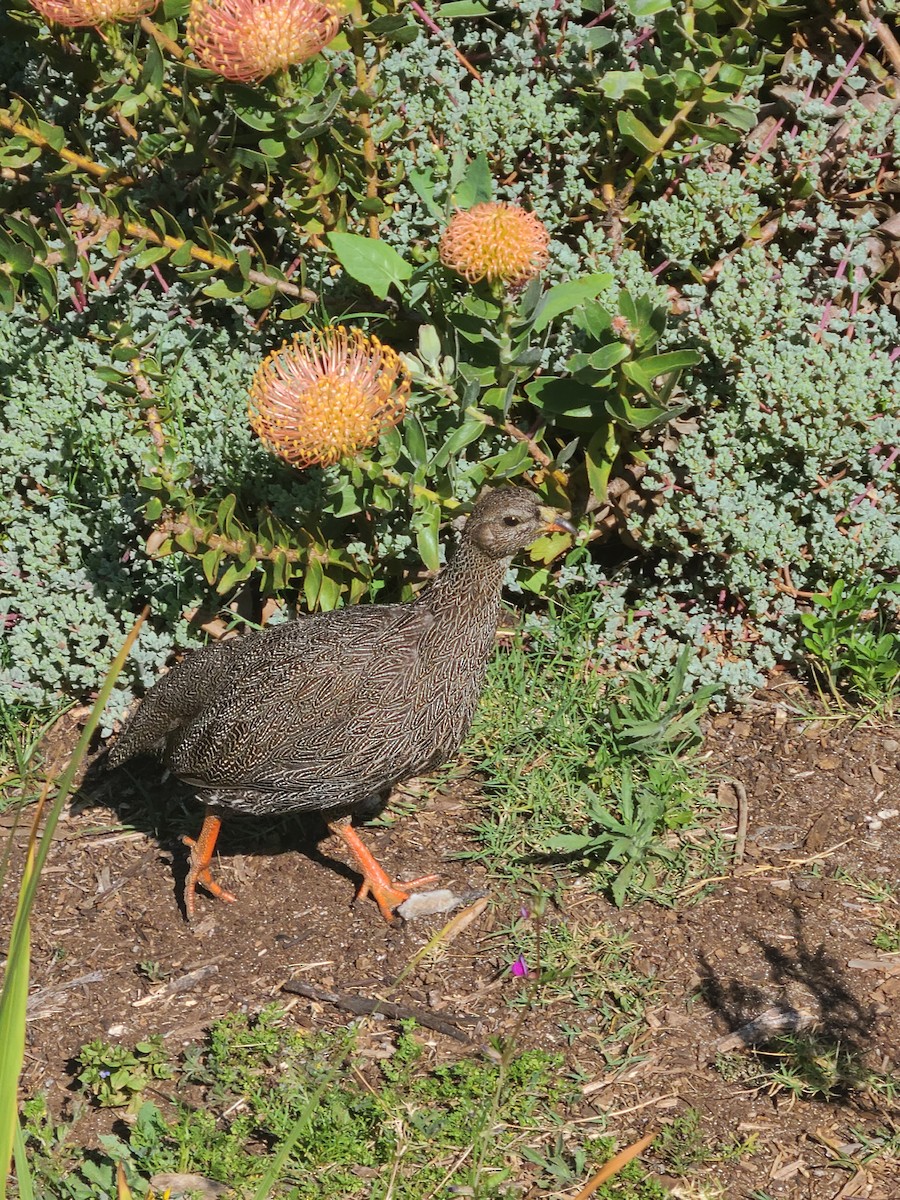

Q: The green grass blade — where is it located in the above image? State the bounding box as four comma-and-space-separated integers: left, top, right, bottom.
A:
250, 1075, 335, 1200
0, 608, 148, 1200
0, 891, 31, 1200
12, 1121, 34, 1200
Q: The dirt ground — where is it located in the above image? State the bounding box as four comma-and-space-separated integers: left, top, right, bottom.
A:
3, 675, 900, 1199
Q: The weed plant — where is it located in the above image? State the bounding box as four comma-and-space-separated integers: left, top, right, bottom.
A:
19, 1008, 666, 1199
462, 600, 722, 904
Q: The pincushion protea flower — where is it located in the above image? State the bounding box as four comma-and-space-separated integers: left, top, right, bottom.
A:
439, 202, 551, 287
29, 0, 156, 25
249, 326, 411, 468
187, 0, 340, 84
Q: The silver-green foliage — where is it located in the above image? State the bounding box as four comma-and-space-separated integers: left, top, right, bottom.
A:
0, 298, 268, 718
635, 246, 900, 675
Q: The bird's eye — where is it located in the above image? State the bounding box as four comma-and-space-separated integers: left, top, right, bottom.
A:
503, 515, 520, 527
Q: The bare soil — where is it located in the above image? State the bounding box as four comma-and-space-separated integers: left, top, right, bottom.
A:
4, 676, 900, 1199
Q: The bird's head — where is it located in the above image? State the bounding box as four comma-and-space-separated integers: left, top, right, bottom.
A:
462, 487, 576, 560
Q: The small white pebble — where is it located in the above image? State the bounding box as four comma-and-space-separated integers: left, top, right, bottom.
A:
876, 808, 899, 820
397, 889, 466, 920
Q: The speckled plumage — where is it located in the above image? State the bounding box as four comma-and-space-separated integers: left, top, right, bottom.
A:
109, 488, 564, 828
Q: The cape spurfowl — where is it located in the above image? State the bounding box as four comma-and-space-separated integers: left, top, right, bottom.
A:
109, 488, 575, 921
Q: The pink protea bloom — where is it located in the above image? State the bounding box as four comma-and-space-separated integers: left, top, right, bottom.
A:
248, 326, 412, 468
29, 0, 157, 25
187, 0, 341, 84
440, 202, 551, 287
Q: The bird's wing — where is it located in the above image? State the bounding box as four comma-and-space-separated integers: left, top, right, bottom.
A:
107, 636, 250, 766
165, 603, 435, 790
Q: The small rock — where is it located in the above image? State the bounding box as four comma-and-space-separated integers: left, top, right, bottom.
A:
397, 889, 476, 920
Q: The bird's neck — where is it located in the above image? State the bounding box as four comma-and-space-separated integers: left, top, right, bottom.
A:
424, 538, 511, 617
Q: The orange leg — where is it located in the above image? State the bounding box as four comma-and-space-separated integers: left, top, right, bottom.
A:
182, 810, 237, 920
328, 821, 438, 922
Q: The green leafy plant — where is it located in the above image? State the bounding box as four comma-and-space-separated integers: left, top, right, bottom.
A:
547, 766, 679, 907
75, 1036, 173, 1110
464, 604, 719, 905
20, 1007, 659, 1198
609, 648, 721, 751
873, 920, 900, 954
801, 578, 900, 704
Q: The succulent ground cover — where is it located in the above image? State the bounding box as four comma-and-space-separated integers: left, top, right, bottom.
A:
0, 0, 897, 717
1, 0, 900, 1197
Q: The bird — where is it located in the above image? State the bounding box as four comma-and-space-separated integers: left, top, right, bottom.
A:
108, 487, 575, 921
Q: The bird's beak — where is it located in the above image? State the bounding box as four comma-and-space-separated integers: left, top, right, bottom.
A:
538, 505, 577, 536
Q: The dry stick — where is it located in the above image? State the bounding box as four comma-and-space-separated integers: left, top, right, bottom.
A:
732, 778, 749, 866
281, 979, 475, 1043
572, 1131, 657, 1200
858, 0, 900, 78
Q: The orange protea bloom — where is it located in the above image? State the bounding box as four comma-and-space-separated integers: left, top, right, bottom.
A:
439, 202, 551, 287
29, 0, 156, 25
248, 326, 411, 468
187, 0, 340, 84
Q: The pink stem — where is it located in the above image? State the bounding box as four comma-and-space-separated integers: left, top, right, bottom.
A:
407, 0, 483, 82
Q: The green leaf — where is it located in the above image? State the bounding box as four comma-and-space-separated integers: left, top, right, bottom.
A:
617, 111, 663, 153
622, 349, 701, 392
201, 548, 224, 585
624, 0, 672, 14
407, 167, 444, 220
414, 502, 441, 573
598, 71, 649, 101
453, 151, 493, 208
525, 377, 597, 423
569, 342, 631, 373
229, 90, 280, 131
576, 27, 616, 49
437, 1, 490, 14
531, 272, 613, 334
432, 416, 486, 468
404, 415, 428, 467
327, 233, 412, 300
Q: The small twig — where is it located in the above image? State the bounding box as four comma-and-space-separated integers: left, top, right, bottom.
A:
281, 979, 475, 1042
26, 971, 105, 1015
133, 964, 219, 1007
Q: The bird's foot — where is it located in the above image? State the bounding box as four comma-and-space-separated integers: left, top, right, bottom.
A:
356, 868, 440, 923
328, 818, 438, 922
182, 832, 237, 920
